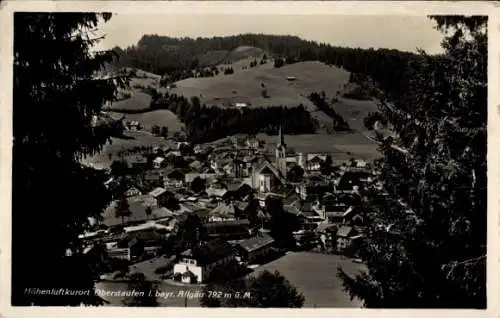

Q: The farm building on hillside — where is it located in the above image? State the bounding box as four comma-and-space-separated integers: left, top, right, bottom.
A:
286, 76, 297, 81
234, 102, 248, 108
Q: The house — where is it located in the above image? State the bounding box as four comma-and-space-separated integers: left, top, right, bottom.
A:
223, 182, 253, 201
153, 157, 165, 169
125, 186, 142, 198
286, 76, 296, 81
188, 160, 203, 172
205, 179, 228, 198
234, 102, 248, 108
236, 233, 275, 264
336, 225, 362, 253
208, 202, 241, 222
148, 187, 171, 206
335, 171, 371, 193
313, 201, 356, 224
148, 187, 167, 199
246, 137, 260, 149
193, 145, 203, 154
284, 199, 323, 224
173, 239, 235, 283
127, 120, 140, 130
126, 155, 149, 170
164, 169, 185, 188
307, 156, 324, 171
204, 220, 252, 240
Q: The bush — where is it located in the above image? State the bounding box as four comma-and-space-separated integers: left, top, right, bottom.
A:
273, 58, 285, 68
173, 273, 182, 281
154, 263, 172, 275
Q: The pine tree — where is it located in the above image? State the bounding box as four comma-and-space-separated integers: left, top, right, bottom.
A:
337, 16, 487, 308
12, 12, 124, 305
115, 196, 132, 225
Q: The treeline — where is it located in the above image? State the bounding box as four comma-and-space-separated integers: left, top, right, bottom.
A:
309, 92, 350, 131
149, 92, 317, 143
112, 33, 423, 102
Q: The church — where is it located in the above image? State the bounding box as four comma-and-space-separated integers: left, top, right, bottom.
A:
244, 126, 290, 193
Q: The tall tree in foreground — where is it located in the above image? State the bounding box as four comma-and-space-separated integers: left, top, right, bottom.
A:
115, 196, 132, 225
200, 270, 305, 308
12, 13, 123, 305
338, 16, 487, 308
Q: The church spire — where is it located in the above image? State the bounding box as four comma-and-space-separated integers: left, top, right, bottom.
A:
278, 125, 286, 148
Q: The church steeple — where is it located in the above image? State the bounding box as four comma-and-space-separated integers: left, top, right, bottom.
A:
278, 125, 286, 148
276, 125, 287, 179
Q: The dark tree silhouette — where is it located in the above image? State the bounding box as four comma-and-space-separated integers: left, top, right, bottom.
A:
12, 12, 122, 306
160, 126, 169, 138
190, 176, 207, 193
200, 270, 305, 307
145, 206, 153, 220
338, 16, 487, 309
115, 196, 132, 225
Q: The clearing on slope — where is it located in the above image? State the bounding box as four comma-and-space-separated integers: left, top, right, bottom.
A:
171, 61, 348, 109
170, 61, 379, 132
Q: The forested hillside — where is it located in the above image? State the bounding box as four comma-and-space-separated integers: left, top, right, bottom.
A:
112, 33, 423, 103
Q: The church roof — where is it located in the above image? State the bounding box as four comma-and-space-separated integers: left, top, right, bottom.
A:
255, 159, 286, 183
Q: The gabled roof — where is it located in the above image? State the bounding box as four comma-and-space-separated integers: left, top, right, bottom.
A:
209, 203, 240, 218
238, 233, 274, 253
337, 225, 355, 238
149, 187, 167, 198
316, 223, 337, 233
204, 219, 250, 228
255, 160, 286, 183
180, 239, 234, 265
283, 205, 301, 216
153, 157, 165, 164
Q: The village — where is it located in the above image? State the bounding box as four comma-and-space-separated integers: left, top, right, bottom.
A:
79, 120, 378, 293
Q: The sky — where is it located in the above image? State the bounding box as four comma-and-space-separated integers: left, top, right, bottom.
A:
96, 14, 445, 54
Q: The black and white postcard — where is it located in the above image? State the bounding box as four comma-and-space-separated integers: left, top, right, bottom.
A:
0, 1, 497, 317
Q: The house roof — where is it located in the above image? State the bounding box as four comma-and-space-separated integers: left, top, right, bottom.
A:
125, 187, 142, 196
283, 205, 301, 216
180, 239, 234, 265
337, 226, 354, 237
189, 160, 203, 171
309, 156, 324, 164
204, 219, 250, 228
149, 187, 167, 198
316, 223, 337, 233
238, 233, 274, 253
255, 159, 286, 183
153, 157, 165, 164
209, 203, 240, 218
167, 169, 185, 180
282, 193, 301, 206
206, 188, 228, 198
226, 181, 244, 192
125, 155, 148, 164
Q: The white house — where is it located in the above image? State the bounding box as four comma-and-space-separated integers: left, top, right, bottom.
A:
173, 239, 235, 283
153, 157, 165, 169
